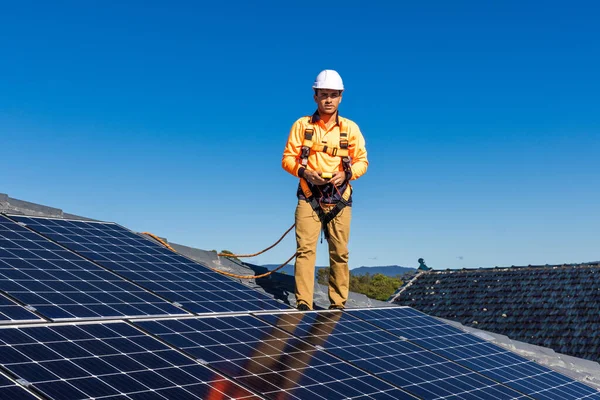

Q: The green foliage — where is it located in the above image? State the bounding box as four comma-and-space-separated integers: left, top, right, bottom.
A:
363, 273, 403, 301
317, 268, 330, 285
317, 268, 403, 301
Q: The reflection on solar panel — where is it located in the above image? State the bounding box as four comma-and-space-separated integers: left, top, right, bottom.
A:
0, 216, 186, 320
348, 308, 600, 400
135, 315, 419, 399
0, 322, 260, 400
0, 293, 42, 324
0, 371, 37, 399
257, 311, 529, 399
2, 211, 599, 399
13, 216, 288, 314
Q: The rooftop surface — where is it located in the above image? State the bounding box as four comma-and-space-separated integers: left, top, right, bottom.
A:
392, 264, 600, 382
1, 192, 600, 397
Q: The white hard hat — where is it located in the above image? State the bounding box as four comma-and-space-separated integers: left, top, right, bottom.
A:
312, 69, 344, 91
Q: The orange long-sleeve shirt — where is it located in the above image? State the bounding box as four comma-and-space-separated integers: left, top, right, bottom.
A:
282, 111, 368, 204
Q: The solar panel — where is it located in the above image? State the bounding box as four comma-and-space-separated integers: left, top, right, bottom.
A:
0, 321, 261, 400
135, 315, 419, 399
348, 307, 600, 400
256, 310, 530, 399
0, 292, 42, 324
0, 371, 37, 399
12, 215, 289, 314
0, 215, 186, 320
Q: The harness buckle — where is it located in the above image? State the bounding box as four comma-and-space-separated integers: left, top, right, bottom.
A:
342, 156, 352, 171
300, 146, 310, 159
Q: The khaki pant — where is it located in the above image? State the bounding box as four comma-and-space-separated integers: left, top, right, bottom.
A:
294, 200, 352, 309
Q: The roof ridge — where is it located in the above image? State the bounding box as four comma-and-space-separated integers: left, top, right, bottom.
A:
428, 262, 600, 274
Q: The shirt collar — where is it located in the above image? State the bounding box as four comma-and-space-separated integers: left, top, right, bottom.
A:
310, 109, 340, 126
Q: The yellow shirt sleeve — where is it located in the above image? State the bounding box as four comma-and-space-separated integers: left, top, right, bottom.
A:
348, 122, 368, 180
282, 118, 305, 177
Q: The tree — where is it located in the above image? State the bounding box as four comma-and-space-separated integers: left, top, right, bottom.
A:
317, 267, 330, 285
365, 273, 403, 301
319, 269, 403, 301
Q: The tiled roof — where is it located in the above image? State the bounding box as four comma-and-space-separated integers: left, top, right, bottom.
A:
392, 263, 600, 363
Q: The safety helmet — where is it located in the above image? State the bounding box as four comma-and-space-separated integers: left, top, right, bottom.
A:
312, 69, 344, 91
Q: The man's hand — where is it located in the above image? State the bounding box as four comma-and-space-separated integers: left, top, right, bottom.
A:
304, 170, 328, 185
329, 171, 347, 186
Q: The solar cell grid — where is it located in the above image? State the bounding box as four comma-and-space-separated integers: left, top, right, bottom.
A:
0, 322, 261, 400
257, 311, 531, 400
13, 215, 289, 314
0, 292, 42, 324
0, 216, 186, 320
348, 307, 600, 400
135, 315, 419, 399
0, 371, 37, 399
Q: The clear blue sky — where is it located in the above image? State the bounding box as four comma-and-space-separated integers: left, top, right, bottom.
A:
1, 1, 598, 270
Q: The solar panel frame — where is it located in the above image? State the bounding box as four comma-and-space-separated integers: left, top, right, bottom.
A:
0, 321, 262, 400
0, 292, 43, 325
0, 215, 189, 321
0, 369, 40, 399
255, 310, 532, 400
347, 307, 600, 400
11, 215, 290, 315
134, 314, 420, 400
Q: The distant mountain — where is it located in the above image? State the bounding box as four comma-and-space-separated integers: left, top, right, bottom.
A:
350, 265, 415, 277
260, 264, 415, 277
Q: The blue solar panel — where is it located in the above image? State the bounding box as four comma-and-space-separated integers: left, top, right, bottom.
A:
0, 372, 37, 399
0, 293, 42, 324
135, 315, 419, 399
348, 307, 600, 400
0, 215, 187, 320
0, 321, 261, 400
256, 311, 530, 399
4, 212, 597, 399
12, 215, 289, 314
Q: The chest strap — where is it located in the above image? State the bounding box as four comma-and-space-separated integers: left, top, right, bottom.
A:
300, 121, 352, 172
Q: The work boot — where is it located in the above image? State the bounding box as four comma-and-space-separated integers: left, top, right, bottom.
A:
328, 305, 344, 310
297, 303, 310, 311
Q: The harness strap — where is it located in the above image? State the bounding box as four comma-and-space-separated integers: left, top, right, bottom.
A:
300, 127, 314, 167
321, 194, 351, 226
339, 131, 352, 172
300, 119, 352, 169
298, 117, 353, 239
299, 178, 352, 239
309, 143, 349, 157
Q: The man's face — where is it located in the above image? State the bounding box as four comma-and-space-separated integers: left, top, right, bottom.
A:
314, 89, 342, 116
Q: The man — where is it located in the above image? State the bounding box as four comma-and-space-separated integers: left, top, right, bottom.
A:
282, 69, 368, 311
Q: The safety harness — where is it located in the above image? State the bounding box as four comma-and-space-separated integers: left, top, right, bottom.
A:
299, 117, 353, 239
